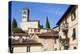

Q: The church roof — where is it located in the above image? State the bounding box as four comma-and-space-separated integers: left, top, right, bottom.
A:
38, 30, 59, 38
22, 8, 29, 10
29, 20, 40, 22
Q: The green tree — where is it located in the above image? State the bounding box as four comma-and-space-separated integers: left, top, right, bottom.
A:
12, 18, 17, 31
46, 16, 50, 28
13, 27, 25, 33
12, 18, 25, 33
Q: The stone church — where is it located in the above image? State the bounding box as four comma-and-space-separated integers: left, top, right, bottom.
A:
20, 8, 39, 33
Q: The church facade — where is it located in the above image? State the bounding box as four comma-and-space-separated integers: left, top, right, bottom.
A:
20, 8, 39, 33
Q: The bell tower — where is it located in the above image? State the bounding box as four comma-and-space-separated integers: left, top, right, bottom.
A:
22, 8, 29, 22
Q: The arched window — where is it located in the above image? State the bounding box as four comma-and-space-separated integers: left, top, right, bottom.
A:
71, 9, 76, 21
23, 10, 27, 14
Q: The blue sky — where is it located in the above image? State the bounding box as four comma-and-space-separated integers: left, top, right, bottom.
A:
11, 1, 69, 28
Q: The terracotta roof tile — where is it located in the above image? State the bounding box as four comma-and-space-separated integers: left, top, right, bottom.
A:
11, 39, 42, 46
11, 33, 29, 36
